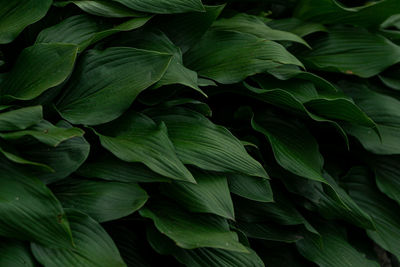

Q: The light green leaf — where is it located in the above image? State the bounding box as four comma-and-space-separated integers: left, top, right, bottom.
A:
53, 178, 148, 222
0, 106, 43, 132
228, 173, 273, 202
0, 156, 72, 248
56, 47, 172, 125
146, 107, 268, 178
161, 170, 235, 220
36, 15, 152, 52
0, 44, 78, 101
31, 209, 126, 267
140, 201, 248, 252
185, 30, 303, 84
0, 0, 52, 44
94, 110, 194, 183
111, 0, 204, 14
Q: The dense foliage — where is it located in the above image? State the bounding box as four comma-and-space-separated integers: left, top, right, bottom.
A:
1, 0, 400, 266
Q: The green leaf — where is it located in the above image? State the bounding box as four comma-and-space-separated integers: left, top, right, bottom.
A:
140, 201, 248, 252
55, 0, 145, 17
185, 30, 303, 84
0, 156, 73, 248
146, 107, 268, 178
0, 44, 78, 101
53, 178, 148, 222
341, 81, 400, 154
147, 226, 264, 267
267, 18, 327, 37
228, 174, 273, 202
157, 5, 225, 53
0, 120, 84, 147
252, 112, 325, 182
56, 47, 172, 125
0, 145, 53, 172
94, 110, 194, 183
295, 0, 400, 27
161, 170, 235, 220
31, 209, 126, 267
280, 170, 375, 229
212, 13, 310, 48
297, 224, 379, 267
342, 167, 400, 259
36, 15, 152, 52
0, 238, 37, 267
373, 156, 400, 205
0, 0, 52, 44
114, 29, 205, 96
111, 0, 205, 14
77, 153, 169, 183
19, 121, 90, 184
299, 27, 400, 78
0, 106, 43, 131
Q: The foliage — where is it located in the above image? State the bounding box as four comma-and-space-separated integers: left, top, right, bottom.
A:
1, 0, 400, 266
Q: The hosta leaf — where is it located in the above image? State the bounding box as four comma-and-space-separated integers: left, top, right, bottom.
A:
0, 145, 53, 172
56, 47, 172, 125
373, 156, 400, 205
279, 170, 375, 229
342, 167, 400, 259
53, 178, 147, 222
36, 15, 152, 52
77, 152, 169, 183
297, 224, 379, 267
111, 0, 204, 14
267, 18, 327, 37
0, 106, 42, 131
31, 209, 126, 267
212, 13, 310, 48
140, 201, 248, 252
341, 82, 400, 154
114, 29, 205, 95
0, 156, 72, 248
94, 110, 194, 183
228, 173, 273, 202
0, 238, 37, 267
0, 0, 52, 44
237, 221, 305, 243
147, 226, 264, 267
185, 30, 303, 84
19, 121, 90, 184
0, 120, 84, 147
0, 44, 78, 101
295, 0, 400, 27
252, 112, 324, 182
56, 0, 144, 17
146, 107, 268, 178
299, 27, 400, 78
161, 170, 234, 220
379, 68, 400, 90
157, 5, 225, 53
